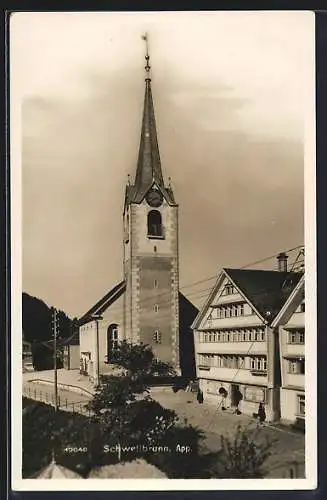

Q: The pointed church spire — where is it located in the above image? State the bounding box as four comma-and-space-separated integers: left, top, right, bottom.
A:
134, 34, 164, 192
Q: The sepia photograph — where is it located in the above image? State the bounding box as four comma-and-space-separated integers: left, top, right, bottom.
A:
10, 11, 316, 490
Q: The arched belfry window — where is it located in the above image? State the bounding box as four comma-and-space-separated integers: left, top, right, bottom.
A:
107, 323, 119, 363
147, 210, 163, 238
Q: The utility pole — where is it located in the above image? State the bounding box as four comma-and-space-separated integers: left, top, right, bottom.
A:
90, 314, 103, 387
52, 307, 59, 411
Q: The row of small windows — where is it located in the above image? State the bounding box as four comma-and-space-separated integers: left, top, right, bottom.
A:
209, 303, 246, 320
288, 329, 305, 344
222, 284, 236, 296
199, 328, 266, 343
198, 354, 267, 371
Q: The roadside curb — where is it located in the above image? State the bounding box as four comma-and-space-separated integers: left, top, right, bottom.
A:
26, 378, 94, 398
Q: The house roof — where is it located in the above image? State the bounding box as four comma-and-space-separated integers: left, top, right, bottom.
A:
270, 273, 305, 327
78, 280, 126, 326
224, 268, 303, 322
87, 458, 166, 478
192, 267, 303, 330
34, 460, 82, 479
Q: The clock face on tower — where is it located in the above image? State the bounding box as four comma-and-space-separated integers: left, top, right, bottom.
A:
146, 189, 163, 207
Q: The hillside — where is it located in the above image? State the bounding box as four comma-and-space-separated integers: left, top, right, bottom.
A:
22, 293, 77, 370
22, 292, 74, 343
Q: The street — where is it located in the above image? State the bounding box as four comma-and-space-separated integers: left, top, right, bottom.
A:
151, 389, 305, 478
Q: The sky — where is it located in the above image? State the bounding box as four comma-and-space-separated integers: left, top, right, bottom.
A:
11, 11, 314, 318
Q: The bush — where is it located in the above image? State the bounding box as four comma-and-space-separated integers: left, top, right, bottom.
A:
145, 423, 205, 478
22, 398, 92, 477
218, 424, 275, 478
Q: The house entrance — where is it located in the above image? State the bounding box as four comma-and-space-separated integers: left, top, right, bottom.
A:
80, 352, 91, 376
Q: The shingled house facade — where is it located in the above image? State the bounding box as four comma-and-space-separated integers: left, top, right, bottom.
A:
78, 48, 198, 383
271, 274, 305, 425
192, 257, 303, 422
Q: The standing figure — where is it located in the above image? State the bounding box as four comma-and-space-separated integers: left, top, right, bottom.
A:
233, 389, 243, 415
218, 387, 228, 411
258, 402, 266, 424
197, 389, 204, 404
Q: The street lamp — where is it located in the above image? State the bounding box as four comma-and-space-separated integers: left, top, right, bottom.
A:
89, 314, 103, 387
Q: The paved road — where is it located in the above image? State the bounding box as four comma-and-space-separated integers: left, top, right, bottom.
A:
151, 389, 305, 478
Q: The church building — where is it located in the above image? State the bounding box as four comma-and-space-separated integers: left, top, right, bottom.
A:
79, 43, 198, 383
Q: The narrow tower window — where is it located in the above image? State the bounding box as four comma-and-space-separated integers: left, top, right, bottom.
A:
107, 324, 119, 363
147, 210, 163, 237
153, 330, 161, 344
154, 279, 158, 288
154, 304, 159, 313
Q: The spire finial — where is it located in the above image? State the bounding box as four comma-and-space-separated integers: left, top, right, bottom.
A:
141, 33, 151, 79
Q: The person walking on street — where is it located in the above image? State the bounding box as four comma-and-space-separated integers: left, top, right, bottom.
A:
197, 388, 204, 404
233, 389, 243, 415
258, 402, 266, 425
218, 387, 228, 411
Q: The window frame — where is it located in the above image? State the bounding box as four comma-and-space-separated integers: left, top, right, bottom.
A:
153, 330, 162, 344
147, 210, 164, 239
297, 394, 305, 416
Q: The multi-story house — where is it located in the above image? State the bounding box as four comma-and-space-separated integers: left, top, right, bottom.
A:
271, 274, 305, 425
191, 255, 303, 421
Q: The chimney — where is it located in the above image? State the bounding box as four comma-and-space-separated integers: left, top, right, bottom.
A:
277, 252, 288, 272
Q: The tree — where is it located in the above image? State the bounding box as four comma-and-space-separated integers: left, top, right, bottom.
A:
110, 340, 176, 380
218, 424, 275, 478
87, 342, 178, 462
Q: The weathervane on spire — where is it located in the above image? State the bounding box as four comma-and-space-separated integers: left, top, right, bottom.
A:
141, 33, 151, 77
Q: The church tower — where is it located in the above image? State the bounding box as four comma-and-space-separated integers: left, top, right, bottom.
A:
123, 37, 180, 369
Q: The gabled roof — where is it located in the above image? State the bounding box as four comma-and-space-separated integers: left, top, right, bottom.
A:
125, 183, 176, 207
88, 458, 166, 478
78, 280, 126, 326
225, 268, 303, 322
270, 273, 305, 327
192, 268, 303, 330
34, 460, 82, 479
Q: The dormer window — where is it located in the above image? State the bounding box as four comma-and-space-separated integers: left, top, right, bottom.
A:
147, 210, 163, 238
